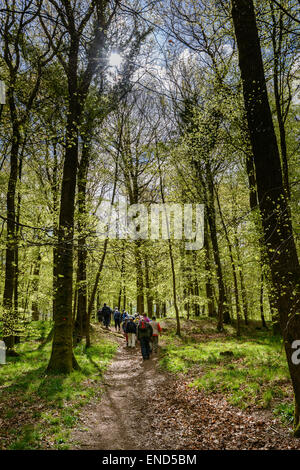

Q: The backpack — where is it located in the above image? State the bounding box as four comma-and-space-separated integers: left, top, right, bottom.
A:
138, 321, 152, 339
126, 321, 136, 333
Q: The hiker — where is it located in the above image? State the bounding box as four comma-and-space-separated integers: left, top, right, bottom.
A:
113, 307, 121, 331
122, 317, 129, 346
121, 310, 128, 322
101, 303, 112, 329
137, 317, 153, 360
150, 316, 162, 353
97, 308, 103, 324
142, 312, 150, 323
126, 316, 137, 348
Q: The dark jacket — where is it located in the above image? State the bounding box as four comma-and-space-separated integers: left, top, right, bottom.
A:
102, 306, 112, 319
137, 321, 153, 340
97, 310, 103, 322
114, 310, 121, 320
126, 320, 137, 334
122, 319, 129, 333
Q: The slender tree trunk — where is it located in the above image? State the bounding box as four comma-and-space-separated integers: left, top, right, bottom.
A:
260, 272, 268, 329
163, 302, 167, 318
204, 218, 215, 318
31, 251, 42, 321
237, 251, 249, 325
216, 189, 241, 336
245, 150, 258, 210
135, 240, 144, 314
120, 242, 126, 311
86, 238, 109, 348
145, 252, 153, 317
205, 166, 229, 329
156, 303, 160, 318
157, 158, 181, 336
270, 5, 291, 200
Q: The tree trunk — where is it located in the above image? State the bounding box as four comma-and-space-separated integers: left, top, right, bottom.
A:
145, 252, 153, 317
260, 272, 268, 329
204, 218, 215, 318
3, 113, 20, 353
135, 240, 145, 314
232, 0, 300, 436
156, 303, 160, 318
216, 189, 241, 336
270, 5, 291, 200
86, 238, 109, 348
205, 165, 230, 329
73, 139, 90, 344
158, 162, 180, 336
31, 251, 42, 321
47, 58, 81, 372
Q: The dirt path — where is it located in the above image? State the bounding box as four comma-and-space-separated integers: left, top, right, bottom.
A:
71, 337, 170, 450
71, 334, 300, 450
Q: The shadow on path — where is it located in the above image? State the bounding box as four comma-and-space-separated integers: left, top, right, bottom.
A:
71, 339, 167, 450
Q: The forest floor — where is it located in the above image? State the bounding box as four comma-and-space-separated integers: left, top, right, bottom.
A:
70, 321, 300, 450
1, 318, 300, 450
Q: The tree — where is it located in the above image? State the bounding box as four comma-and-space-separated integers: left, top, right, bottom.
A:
40, 0, 122, 373
0, 0, 52, 354
232, 0, 300, 436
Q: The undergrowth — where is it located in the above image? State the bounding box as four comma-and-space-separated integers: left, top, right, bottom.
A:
159, 318, 292, 421
0, 321, 118, 450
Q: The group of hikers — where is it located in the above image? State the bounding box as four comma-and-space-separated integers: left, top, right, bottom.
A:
97, 304, 162, 360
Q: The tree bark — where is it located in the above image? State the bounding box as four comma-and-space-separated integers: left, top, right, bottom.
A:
204, 218, 215, 318
73, 138, 90, 344
3, 98, 20, 353
260, 272, 268, 329
205, 163, 230, 329
31, 251, 42, 321
145, 252, 153, 317
216, 189, 241, 336
232, 0, 300, 436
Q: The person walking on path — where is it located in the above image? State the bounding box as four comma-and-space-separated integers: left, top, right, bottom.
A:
101, 303, 112, 329
142, 312, 150, 323
122, 317, 129, 346
150, 316, 162, 353
137, 317, 153, 360
113, 307, 121, 331
126, 316, 137, 348
121, 310, 128, 322
97, 308, 103, 324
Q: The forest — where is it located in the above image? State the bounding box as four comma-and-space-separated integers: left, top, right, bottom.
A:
0, 0, 299, 453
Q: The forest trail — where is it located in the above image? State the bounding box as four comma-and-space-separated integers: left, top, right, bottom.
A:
71, 335, 171, 450
70, 331, 300, 450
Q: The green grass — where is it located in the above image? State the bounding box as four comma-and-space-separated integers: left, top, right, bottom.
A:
273, 402, 294, 425
160, 321, 292, 413
0, 322, 118, 450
